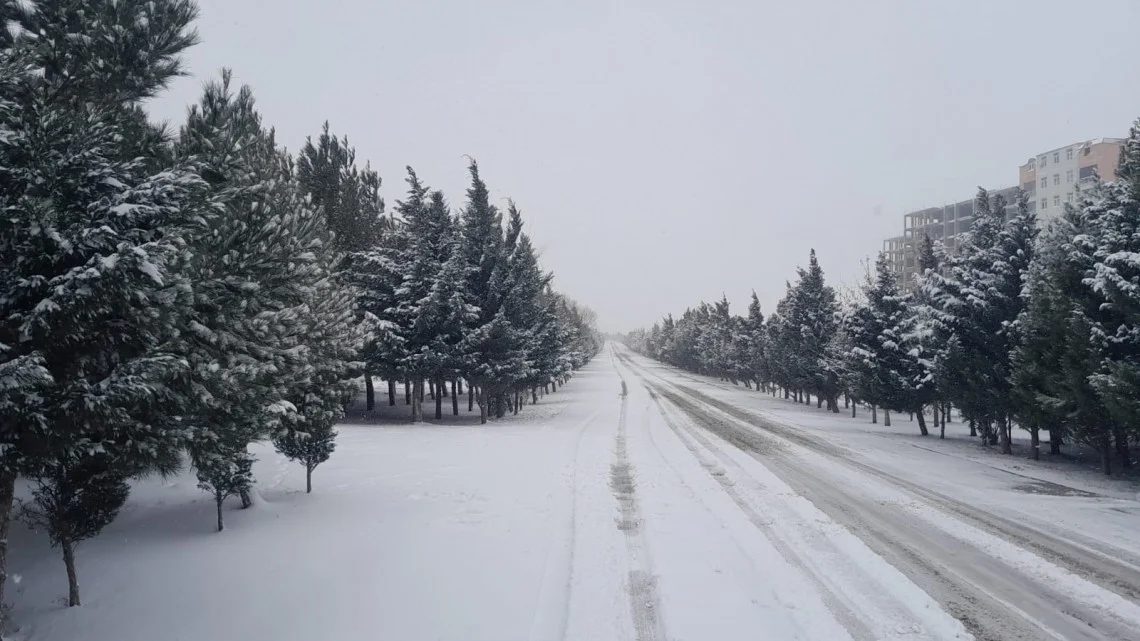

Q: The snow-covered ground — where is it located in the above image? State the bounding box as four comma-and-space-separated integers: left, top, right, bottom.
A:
8, 345, 1140, 640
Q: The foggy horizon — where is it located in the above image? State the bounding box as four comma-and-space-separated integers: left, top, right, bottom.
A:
148, 0, 1140, 332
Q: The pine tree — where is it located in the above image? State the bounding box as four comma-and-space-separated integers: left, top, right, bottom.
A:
18, 455, 131, 606
744, 292, 768, 390
175, 73, 330, 528
0, 0, 202, 608
787, 250, 842, 410
296, 122, 385, 253
845, 259, 893, 418
272, 235, 364, 492
1083, 122, 1140, 468
1011, 215, 1076, 459
455, 161, 528, 422
924, 188, 1035, 451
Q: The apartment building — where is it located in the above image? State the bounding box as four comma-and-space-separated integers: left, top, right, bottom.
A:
883, 137, 1124, 290
883, 186, 1019, 292
1019, 138, 1124, 222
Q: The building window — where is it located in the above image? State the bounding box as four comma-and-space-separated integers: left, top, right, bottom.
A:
1040, 198, 1047, 210
1053, 152, 1060, 163
1066, 192, 1073, 203
1066, 148, 1073, 160
1067, 169, 1073, 183
1053, 173, 1060, 186
1040, 155, 1047, 167
1040, 177, 1047, 188
1054, 195, 1060, 207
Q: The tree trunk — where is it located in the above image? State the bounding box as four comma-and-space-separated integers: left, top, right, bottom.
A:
441, 381, 448, 397
514, 393, 520, 415
0, 469, 17, 621
61, 538, 80, 607
388, 379, 397, 406
844, 393, 849, 409
1102, 443, 1113, 476
240, 488, 252, 509
435, 380, 444, 420
365, 371, 375, 410
215, 492, 224, 532
1116, 429, 1131, 469
817, 396, 823, 409
457, 379, 464, 395
933, 404, 940, 430
943, 403, 951, 424
969, 419, 977, 437
405, 379, 411, 405
452, 380, 460, 416
851, 401, 857, 418
411, 380, 422, 423
916, 410, 928, 436
940, 418, 945, 440
909, 412, 914, 422
429, 380, 435, 400
478, 387, 488, 425
469, 385, 474, 412
871, 405, 878, 424
1000, 416, 1012, 455
884, 410, 891, 427
532, 388, 538, 404
1030, 426, 1040, 461
744, 379, 752, 389
306, 464, 313, 493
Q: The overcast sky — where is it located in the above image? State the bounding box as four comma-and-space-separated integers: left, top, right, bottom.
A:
148, 0, 1140, 332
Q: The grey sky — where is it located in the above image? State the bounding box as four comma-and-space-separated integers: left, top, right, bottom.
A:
148, 0, 1140, 332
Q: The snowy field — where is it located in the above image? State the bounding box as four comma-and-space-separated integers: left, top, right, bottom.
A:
8, 345, 1140, 640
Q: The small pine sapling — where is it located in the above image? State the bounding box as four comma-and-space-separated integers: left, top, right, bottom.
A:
19, 457, 131, 607
274, 424, 336, 494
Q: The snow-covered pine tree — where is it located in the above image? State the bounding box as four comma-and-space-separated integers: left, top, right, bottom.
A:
296, 124, 387, 407
501, 214, 551, 410
787, 250, 842, 410
1084, 122, 1140, 468
925, 188, 1034, 451
844, 259, 892, 418
374, 168, 469, 421
175, 73, 330, 528
880, 257, 937, 435
296, 122, 386, 253
455, 161, 528, 422
421, 191, 474, 418
744, 292, 769, 391
0, 0, 203, 608
1010, 213, 1076, 459
18, 455, 131, 606
272, 216, 364, 492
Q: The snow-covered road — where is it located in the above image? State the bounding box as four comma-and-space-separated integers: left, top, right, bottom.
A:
11, 345, 1140, 641
613, 344, 1140, 641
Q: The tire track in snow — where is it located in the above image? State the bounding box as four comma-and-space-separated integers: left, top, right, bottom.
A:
630, 351, 1140, 596
673, 377, 1140, 602
528, 410, 600, 641
610, 395, 665, 641
643, 387, 877, 641
626, 355, 1140, 641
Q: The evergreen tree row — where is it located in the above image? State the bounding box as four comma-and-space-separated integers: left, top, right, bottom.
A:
0, 0, 598, 613
629, 121, 1140, 479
